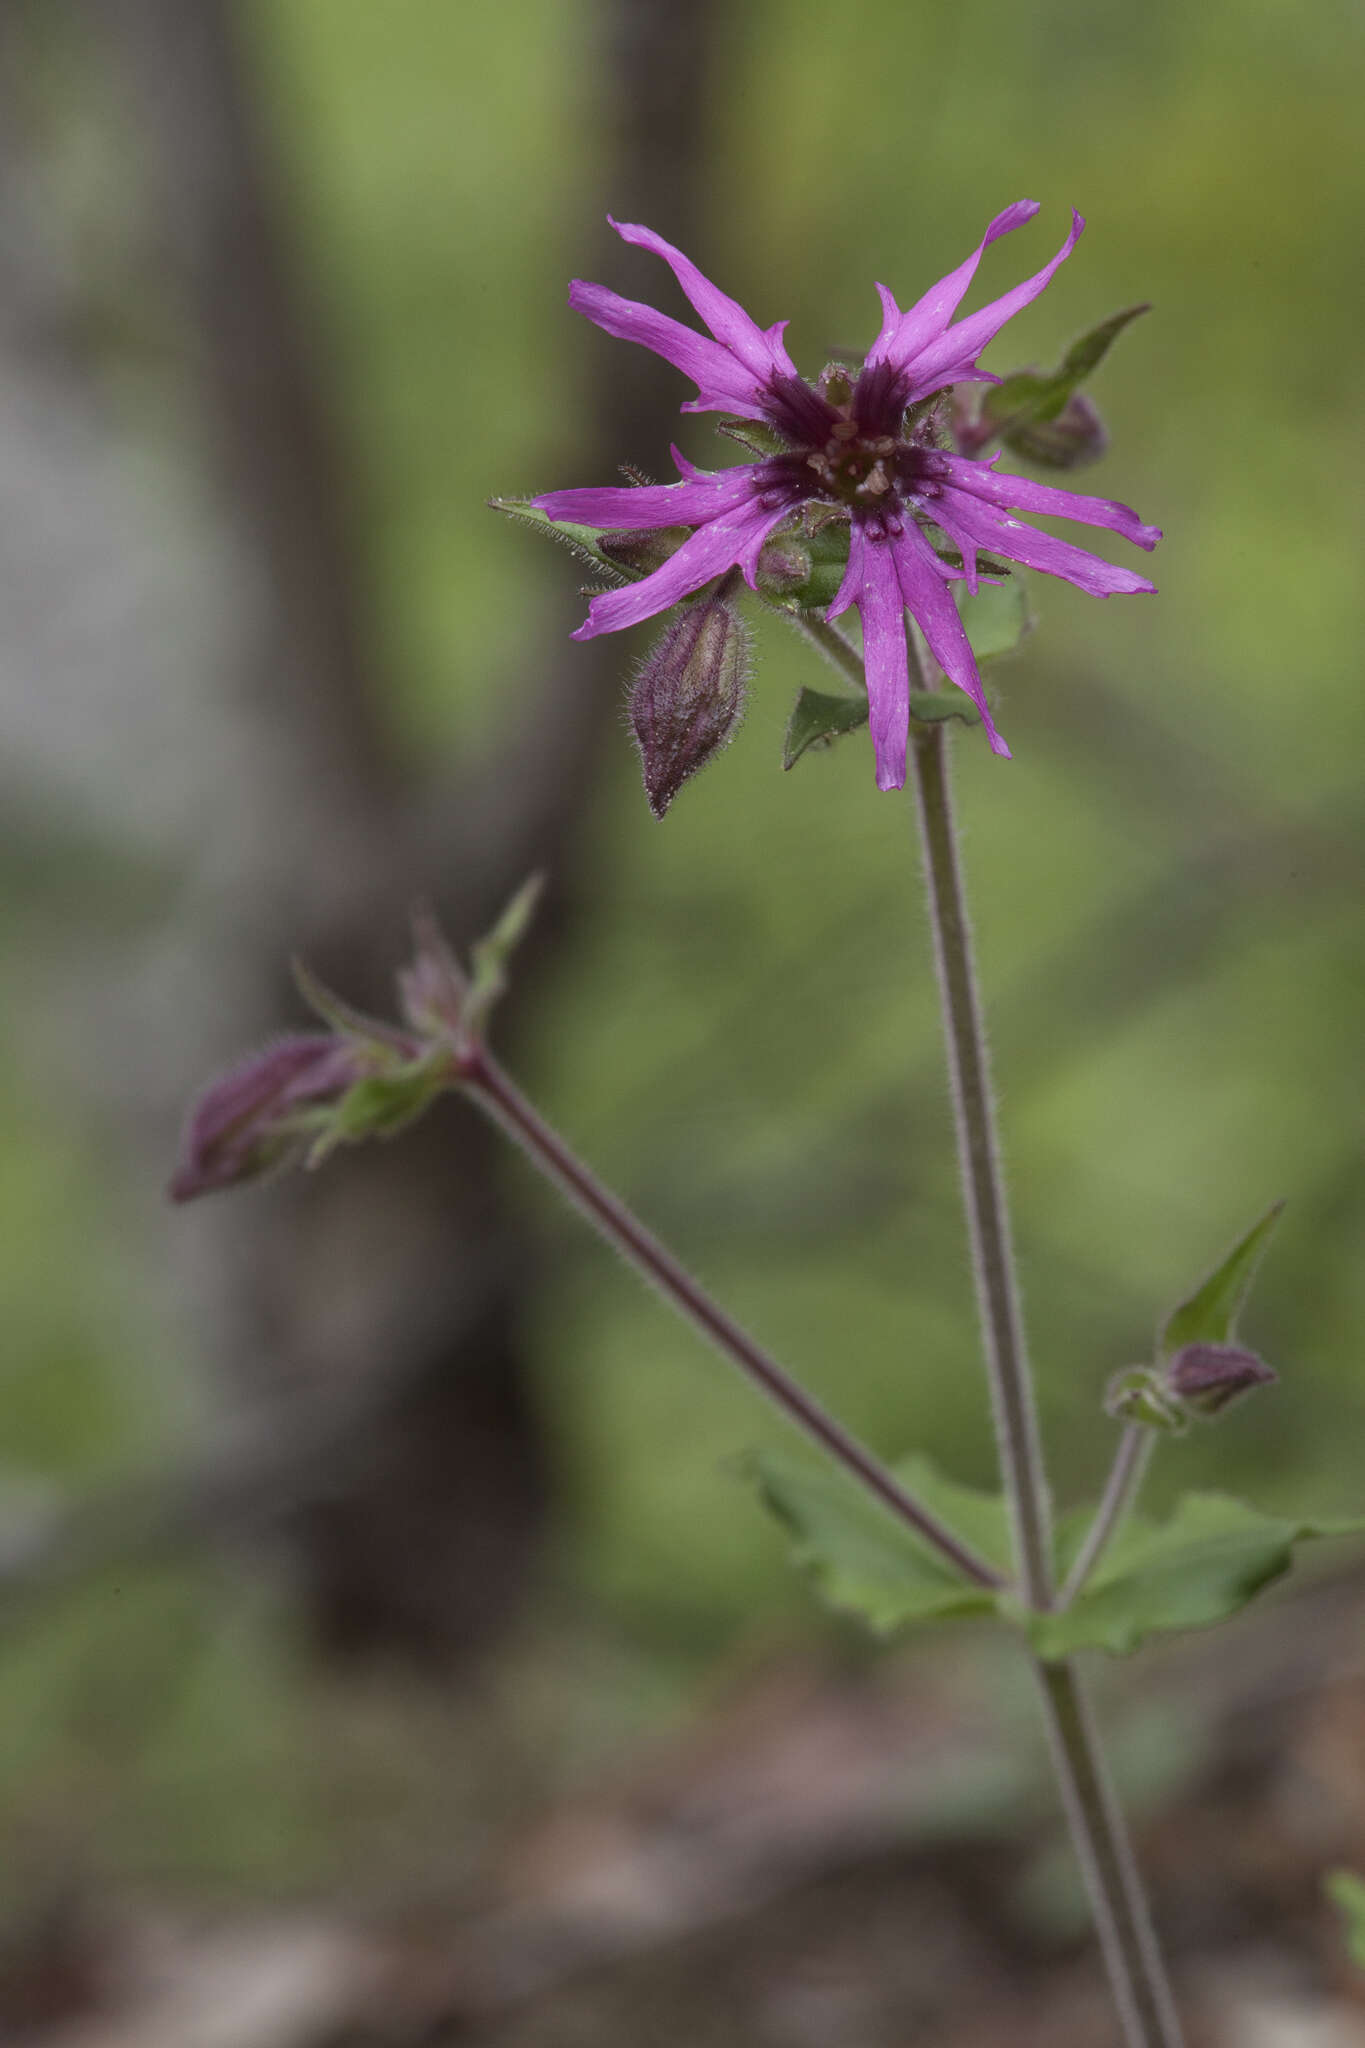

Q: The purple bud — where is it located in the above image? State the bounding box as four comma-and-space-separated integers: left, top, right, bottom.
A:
629, 592, 749, 818
168, 1034, 364, 1202
1165, 1342, 1278, 1418
1003, 390, 1109, 471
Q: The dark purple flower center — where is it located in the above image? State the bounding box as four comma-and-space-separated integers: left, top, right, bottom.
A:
759, 380, 943, 524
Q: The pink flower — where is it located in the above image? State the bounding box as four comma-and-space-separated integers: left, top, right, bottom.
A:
536, 205, 1160, 791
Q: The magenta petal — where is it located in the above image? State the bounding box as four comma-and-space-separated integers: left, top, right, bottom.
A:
868, 199, 1041, 371
829, 524, 910, 791
535, 463, 764, 532
890, 523, 1010, 754
570, 495, 790, 639
934, 487, 1157, 597
900, 210, 1085, 401
936, 454, 1162, 550
569, 280, 771, 416
607, 217, 797, 383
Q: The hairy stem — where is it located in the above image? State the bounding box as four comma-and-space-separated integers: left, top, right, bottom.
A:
1037, 1660, 1186, 2047
909, 717, 1054, 1607
1059, 1425, 1154, 1608
904, 706, 1182, 2044
460, 1048, 1004, 1590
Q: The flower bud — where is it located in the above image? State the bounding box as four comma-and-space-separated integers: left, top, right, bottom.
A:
1164, 1342, 1277, 1418
1001, 390, 1109, 471
629, 591, 749, 817
169, 1034, 366, 1201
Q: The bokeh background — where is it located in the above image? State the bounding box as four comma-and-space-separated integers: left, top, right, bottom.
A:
1, 1, 1362, 2042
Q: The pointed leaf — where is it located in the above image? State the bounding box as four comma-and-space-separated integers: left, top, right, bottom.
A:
750, 1449, 1007, 1634
1027, 1492, 1365, 1660
983, 304, 1150, 432
466, 872, 545, 1035
908, 691, 983, 729
783, 686, 869, 769
290, 959, 412, 1052
1159, 1202, 1285, 1361
954, 576, 1031, 662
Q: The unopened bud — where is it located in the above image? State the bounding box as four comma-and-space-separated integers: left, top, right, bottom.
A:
1002, 389, 1109, 471
629, 592, 749, 818
1165, 1342, 1277, 1418
169, 1035, 366, 1201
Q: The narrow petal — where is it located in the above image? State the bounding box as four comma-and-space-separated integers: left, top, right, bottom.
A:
934, 487, 1157, 597
867, 200, 1040, 370
830, 522, 911, 791
934, 453, 1162, 550
570, 494, 792, 640
535, 462, 764, 533
569, 280, 772, 418
899, 210, 1086, 401
608, 217, 797, 382
890, 522, 1010, 754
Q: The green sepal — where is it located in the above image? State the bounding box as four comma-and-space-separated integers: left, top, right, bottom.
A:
717, 417, 791, 458
1026, 1492, 1365, 1660
782, 685, 869, 768
954, 576, 1031, 662
464, 872, 545, 1038
983, 303, 1150, 435
751, 1448, 1008, 1633
301, 1050, 452, 1169
290, 958, 412, 1053
1104, 1366, 1189, 1435
489, 496, 633, 584
1326, 1871, 1365, 1970
1158, 1202, 1285, 1362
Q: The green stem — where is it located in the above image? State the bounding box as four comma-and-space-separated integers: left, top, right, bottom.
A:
1037, 1660, 1186, 2048
908, 717, 1054, 1607
459, 1047, 1004, 1591
1059, 1425, 1153, 1608
904, 708, 1183, 2046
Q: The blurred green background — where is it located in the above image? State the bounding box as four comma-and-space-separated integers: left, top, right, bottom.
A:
0, 0, 1361, 2025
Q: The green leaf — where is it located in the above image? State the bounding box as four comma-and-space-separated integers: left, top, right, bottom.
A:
1326, 1870, 1365, 1970
782, 685, 869, 769
1159, 1202, 1285, 1361
466, 872, 545, 1035
907, 691, 982, 729
718, 417, 791, 457
983, 304, 1150, 432
290, 958, 410, 1052
954, 576, 1031, 662
1028, 1492, 1365, 1660
750, 1449, 1007, 1633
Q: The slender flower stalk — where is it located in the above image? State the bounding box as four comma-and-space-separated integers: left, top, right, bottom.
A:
902, 712, 1183, 2044
908, 716, 1054, 1608
1059, 1425, 1154, 1608
459, 1045, 1005, 1592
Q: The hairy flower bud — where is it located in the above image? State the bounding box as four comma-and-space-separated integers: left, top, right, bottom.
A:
629, 591, 749, 817
1164, 1342, 1277, 1418
169, 1035, 366, 1201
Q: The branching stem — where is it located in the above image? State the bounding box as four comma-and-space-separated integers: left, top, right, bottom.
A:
1059, 1425, 1154, 1608
459, 1048, 1004, 1591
